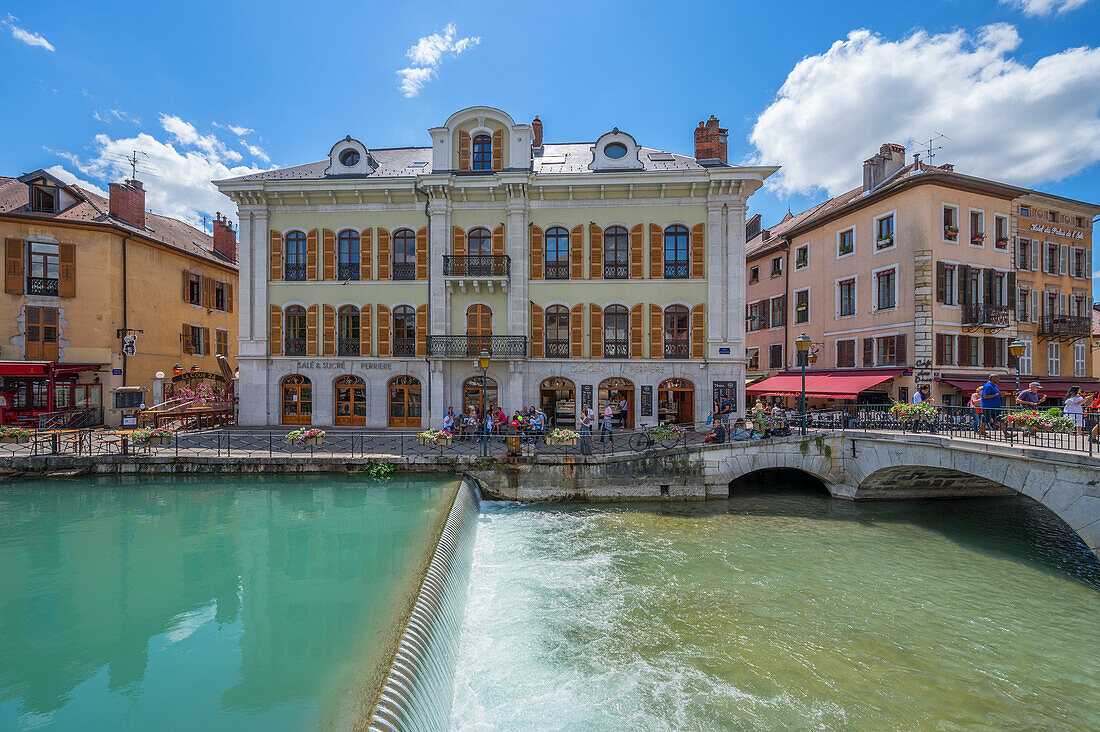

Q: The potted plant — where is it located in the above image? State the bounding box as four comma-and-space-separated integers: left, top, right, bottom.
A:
287, 428, 325, 446
889, 401, 937, 425
1002, 408, 1074, 434
996, 236, 1009, 248
545, 428, 579, 446
418, 428, 453, 446
0, 426, 30, 444
971, 232, 985, 244
133, 426, 174, 446
876, 235, 894, 248
944, 225, 959, 240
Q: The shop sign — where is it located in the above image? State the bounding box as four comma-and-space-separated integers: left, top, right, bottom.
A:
719, 347, 731, 354
1029, 223, 1084, 240
712, 380, 737, 411
294, 360, 393, 371
640, 386, 653, 416
581, 384, 593, 409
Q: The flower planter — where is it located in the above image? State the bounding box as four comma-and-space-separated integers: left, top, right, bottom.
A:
546, 438, 578, 447
145, 434, 173, 446
0, 435, 29, 444
419, 434, 452, 446
302, 436, 324, 446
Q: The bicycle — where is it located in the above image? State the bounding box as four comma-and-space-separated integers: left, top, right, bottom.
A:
628, 423, 683, 452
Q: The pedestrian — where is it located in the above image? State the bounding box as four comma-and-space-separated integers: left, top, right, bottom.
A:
980, 374, 1003, 438
1063, 386, 1088, 436
579, 402, 594, 450
718, 394, 733, 427
443, 406, 455, 433
911, 384, 936, 433
1017, 382, 1046, 409
1088, 391, 1100, 444
600, 402, 614, 444
968, 388, 983, 433
532, 406, 547, 434
619, 395, 629, 428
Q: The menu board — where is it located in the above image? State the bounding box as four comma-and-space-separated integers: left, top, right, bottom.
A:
640, 385, 653, 417
712, 380, 737, 411
581, 384, 593, 410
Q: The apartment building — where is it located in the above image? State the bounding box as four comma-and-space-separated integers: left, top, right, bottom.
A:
216, 106, 775, 428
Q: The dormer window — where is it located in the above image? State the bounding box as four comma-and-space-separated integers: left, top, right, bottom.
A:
472, 135, 492, 170
30, 183, 57, 213
339, 149, 360, 167
604, 142, 627, 159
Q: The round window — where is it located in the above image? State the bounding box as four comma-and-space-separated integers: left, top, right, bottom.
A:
604, 142, 628, 159
339, 148, 360, 167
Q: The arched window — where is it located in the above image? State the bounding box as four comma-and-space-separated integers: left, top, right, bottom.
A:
599, 377, 634, 428
604, 226, 629, 279
392, 229, 416, 280
539, 377, 575, 427
603, 305, 628, 358
285, 231, 307, 280
337, 305, 360, 356
334, 374, 365, 426
467, 227, 493, 276
545, 226, 570, 280
285, 306, 306, 356
388, 375, 422, 428
281, 374, 311, 425
337, 230, 359, 280
472, 134, 492, 170
663, 225, 689, 279
392, 305, 416, 357
658, 378, 694, 425
663, 305, 689, 359
545, 305, 570, 358
466, 304, 492, 356
463, 376, 498, 414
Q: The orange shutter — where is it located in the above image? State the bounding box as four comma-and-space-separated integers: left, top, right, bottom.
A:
203, 276, 215, 309
181, 322, 192, 354
630, 304, 643, 358
58, 243, 75, 297
649, 304, 662, 358
570, 226, 583, 279
530, 226, 544, 279
306, 305, 319, 356
306, 229, 319, 280
589, 304, 603, 358
531, 303, 544, 358
360, 304, 372, 356
269, 307, 282, 356
570, 304, 584, 359
458, 131, 471, 171
182, 269, 190, 301
377, 228, 390, 280
202, 327, 211, 357
5, 238, 23, 294
416, 227, 428, 280
492, 129, 503, 170
690, 223, 705, 279
629, 225, 643, 280
690, 304, 706, 358
649, 224, 663, 279
269, 230, 282, 281
227, 283, 233, 313
360, 228, 373, 280
323, 229, 336, 280
416, 304, 428, 357
492, 225, 505, 257
323, 304, 336, 356
589, 224, 603, 280
453, 227, 466, 257
377, 305, 390, 357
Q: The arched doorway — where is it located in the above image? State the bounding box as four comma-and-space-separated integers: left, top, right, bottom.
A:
281, 374, 312, 425
599, 377, 634, 428
466, 304, 492, 356
388, 375, 421, 428
658, 378, 694, 425
334, 375, 366, 426
540, 377, 575, 427
463, 375, 498, 416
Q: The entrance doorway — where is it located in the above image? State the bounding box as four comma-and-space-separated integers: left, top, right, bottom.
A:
463, 375, 498, 415
599, 377, 634, 428
334, 375, 366, 426
281, 374, 312, 425
388, 375, 422, 428
658, 378, 694, 425
539, 377, 576, 427
466, 304, 492, 356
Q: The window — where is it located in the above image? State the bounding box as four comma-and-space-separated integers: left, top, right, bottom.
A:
994, 215, 1008, 249
604, 142, 627, 159
942, 264, 956, 306
27, 241, 59, 295
392, 229, 417, 280
875, 213, 895, 249
603, 226, 629, 279
339, 148, 360, 167
836, 339, 855, 368
794, 245, 808, 269
1074, 216, 1085, 228
24, 306, 59, 360
545, 305, 570, 357
1074, 342, 1087, 377
663, 305, 689, 359
770, 257, 782, 277
187, 272, 202, 305
1047, 209, 1058, 223
1017, 288, 1030, 322
747, 348, 760, 370
545, 227, 570, 279
472, 134, 492, 170
215, 329, 228, 356
603, 305, 628, 358
769, 296, 785, 328
794, 289, 809, 324
1018, 239, 1030, 270
769, 344, 783, 369
876, 336, 896, 366
991, 272, 1006, 307
1019, 205, 1030, 218
875, 267, 896, 311
1047, 342, 1060, 376
215, 281, 227, 311
943, 205, 959, 241
338, 230, 360, 280
285, 306, 306, 356
189, 325, 205, 356
1046, 243, 1058, 274
338, 305, 360, 356
936, 333, 956, 366
1072, 248, 1085, 278
746, 302, 762, 332
285, 231, 307, 280
663, 225, 689, 279
393, 306, 416, 357
986, 338, 1006, 368
837, 278, 856, 317
969, 210, 985, 246
30, 183, 58, 213
748, 266, 759, 284
837, 228, 854, 257
968, 268, 981, 305
1018, 340, 1032, 375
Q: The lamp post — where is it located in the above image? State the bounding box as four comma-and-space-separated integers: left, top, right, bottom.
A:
476, 349, 491, 457
1008, 339, 1026, 407
795, 333, 811, 436
172, 363, 183, 377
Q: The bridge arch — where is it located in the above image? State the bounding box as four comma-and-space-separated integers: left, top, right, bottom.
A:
729, 468, 830, 497
856, 465, 1015, 500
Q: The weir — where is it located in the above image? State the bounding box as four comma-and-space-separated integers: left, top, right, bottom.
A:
368, 478, 481, 731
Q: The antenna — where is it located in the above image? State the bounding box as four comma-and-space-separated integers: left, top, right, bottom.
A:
125, 150, 150, 180
913, 133, 949, 163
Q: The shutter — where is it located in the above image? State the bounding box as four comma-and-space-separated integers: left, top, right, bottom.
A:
589, 304, 603, 358
1086, 250, 1093, 283
690, 304, 705, 359
227, 283, 233, 313
203, 276, 215, 309
1031, 290, 1039, 324
58, 243, 76, 297
323, 229, 336, 280
649, 304, 663, 359
570, 304, 584, 359
416, 304, 428, 357
4, 238, 23, 294
570, 226, 583, 279
862, 337, 874, 367
1059, 244, 1068, 276
935, 334, 945, 365
377, 305, 390, 357
377, 228, 390, 280
306, 229, 319, 280
416, 227, 428, 280
182, 322, 193, 354
453, 226, 466, 257
958, 334, 969, 366
269, 230, 282, 281
649, 224, 662, 279
1007, 273, 1016, 309
360, 228, 373, 280
1012, 236, 1018, 269
182, 269, 189, 302
982, 336, 994, 368
690, 223, 705, 279
935, 261, 946, 303
360, 304, 372, 357
323, 304, 336, 356
629, 225, 643, 279
306, 305, 319, 356
983, 269, 993, 305
492, 225, 505, 258
1058, 293, 1067, 315
531, 303, 544, 358
589, 224, 603, 280
491, 129, 503, 170
630, 304, 643, 358
895, 334, 907, 366
458, 131, 471, 171
959, 265, 970, 305
269, 307, 281, 356
530, 225, 543, 279
202, 327, 211, 356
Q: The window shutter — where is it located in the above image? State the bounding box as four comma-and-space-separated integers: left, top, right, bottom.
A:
491, 129, 503, 170
570, 304, 584, 359
690, 304, 705, 358
453, 226, 466, 257
306, 229, 319, 280
630, 225, 643, 279
630, 304, 643, 358
269, 230, 282, 281
377, 228, 390, 280
935, 261, 946, 303
4, 238, 23, 294
416, 227, 428, 280
649, 304, 662, 359
203, 276, 214, 308
182, 269, 190, 301
935, 334, 944, 365
322, 229, 336, 280
492, 225, 505, 258
323, 305, 336, 356
589, 304, 603, 358
182, 322, 193, 354
268, 307, 281, 356
649, 224, 662, 279
306, 305, 319, 356
377, 305, 390, 357
416, 304, 428, 357
982, 336, 994, 368
983, 269, 993, 305
570, 226, 583, 279
531, 303, 544, 358
360, 228, 373, 280
1007, 273, 1016, 309
959, 265, 970, 305
1031, 290, 1040, 324
690, 223, 705, 279
227, 283, 233, 313
958, 334, 970, 365
1011, 236, 1018, 268
360, 304, 372, 357
1058, 293, 1067, 315
862, 337, 874, 367
58, 243, 76, 297
200, 327, 210, 356
1059, 244, 1068, 276
458, 131, 471, 171
530, 226, 543, 279
589, 224, 602, 280
894, 334, 907, 366
1031, 240, 1040, 271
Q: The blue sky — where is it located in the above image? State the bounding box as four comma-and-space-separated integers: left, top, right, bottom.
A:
2, 0, 1098, 289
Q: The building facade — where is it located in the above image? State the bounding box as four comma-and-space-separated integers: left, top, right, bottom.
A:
0, 171, 238, 426
217, 107, 775, 428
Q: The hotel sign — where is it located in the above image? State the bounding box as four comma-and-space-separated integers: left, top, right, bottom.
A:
1029, 223, 1084, 240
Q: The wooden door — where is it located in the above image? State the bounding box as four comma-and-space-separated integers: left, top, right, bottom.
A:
466, 304, 492, 356
388, 376, 422, 428
281, 375, 312, 425
334, 375, 366, 426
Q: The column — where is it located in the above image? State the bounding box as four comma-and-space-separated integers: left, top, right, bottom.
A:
430, 361, 445, 428
705, 199, 727, 352
506, 194, 529, 338
725, 197, 747, 348
429, 196, 451, 335
237, 206, 270, 426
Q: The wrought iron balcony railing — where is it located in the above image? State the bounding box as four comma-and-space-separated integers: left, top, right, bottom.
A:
962, 304, 1011, 326
284, 263, 307, 281
337, 263, 359, 280
603, 339, 629, 358
26, 277, 58, 296
284, 338, 306, 356
544, 339, 570, 358
427, 335, 528, 358
603, 263, 629, 279
338, 339, 360, 356
443, 255, 510, 277
664, 340, 690, 359
1040, 315, 1090, 337
392, 338, 416, 357
392, 262, 416, 281
664, 259, 689, 279
544, 262, 570, 280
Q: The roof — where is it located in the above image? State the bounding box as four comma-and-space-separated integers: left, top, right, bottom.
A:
0, 174, 235, 269
745, 198, 834, 259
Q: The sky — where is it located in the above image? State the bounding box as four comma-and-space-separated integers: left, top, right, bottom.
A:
2, 0, 1099, 291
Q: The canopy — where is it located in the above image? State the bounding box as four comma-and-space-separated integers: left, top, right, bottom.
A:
0, 362, 103, 378
938, 376, 1099, 398
747, 370, 903, 399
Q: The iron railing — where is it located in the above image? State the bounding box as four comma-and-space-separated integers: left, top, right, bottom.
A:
664, 340, 689, 359
427, 335, 527, 358
338, 339, 360, 356
27, 276, 58, 296
963, 304, 1011, 326
604, 339, 629, 358
443, 255, 510, 277
545, 339, 570, 358
1040, 315, 1090, 337
392, 338, 416, 357
392, 262, 416, 281
664, 259, 689, 279
603, 263, 629, 279
544, 262, 570, 280
285, 338, 306, 356
284, 263, 307, 281
338, 263, 359, 280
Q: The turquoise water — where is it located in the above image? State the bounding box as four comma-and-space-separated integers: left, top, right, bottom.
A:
0, 475, 459, 732
453, 493, 1100, 730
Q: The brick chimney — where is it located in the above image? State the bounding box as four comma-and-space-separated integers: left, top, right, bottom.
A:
862, 143, 907, 192
212, 212, 237, 261
108, 179, 146, 229
694, 116, 728, 164
532, 115, 543, 149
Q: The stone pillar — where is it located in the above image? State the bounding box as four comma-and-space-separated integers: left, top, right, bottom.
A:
506, 195, 529, 339
430, 361, 445, 428
237, 206, 271, 426
705, 200, 727, 352
725, 197, 746, 348
429, 197, 451, 335
913, 250, 933, 390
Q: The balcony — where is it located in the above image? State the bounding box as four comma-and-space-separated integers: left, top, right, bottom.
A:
544, 339, 570, 358
442, 255, 510, 293
603, 263, 629, 279
427, 335, 527, 359
338, 339, 360, 356
26, 277, 58, 296
962, 304, 1010, 329
337, 263, 359, 281
544, 262, 570, 280
284, 263, 307, 281
663, 339, 689, 359
1040, 315, 1090, 340
284, 338, 306, 356
392, 338, 416, 357
603, 339, 628, 358
664, 259, 689, 279
392, 262, 416, 281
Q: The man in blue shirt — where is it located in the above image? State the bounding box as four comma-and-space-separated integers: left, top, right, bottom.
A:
911, 384, 936, 433
979, 374, 1002, 438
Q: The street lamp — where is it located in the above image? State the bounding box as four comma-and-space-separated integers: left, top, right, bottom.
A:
1009, 339, 1027, 406
795, 333, 811, 436
172, 363, 183, 377
476, 349, 491, 456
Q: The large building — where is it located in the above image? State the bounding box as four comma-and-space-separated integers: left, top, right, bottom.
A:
0, 171, 238, 426
216, 106, 775, 428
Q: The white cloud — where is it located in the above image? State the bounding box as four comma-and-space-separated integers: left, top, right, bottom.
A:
999, 0, 1090, 16
44, 165, 108, 198
228, 124, 253, 136
240, 140, 270, 163
750, 24, 1100, 197
397, 67, 435, 98
397, 23, 480, 97
160, 114, 242, 163
5, 14, 54, 51
93, 109, 141, 125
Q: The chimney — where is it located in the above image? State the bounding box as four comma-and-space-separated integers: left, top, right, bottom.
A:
108, 178, 146, 229
212, 212, 237, 261
694, 115, 728, 164
862, 143, 907, 192
532, 116, 543, 149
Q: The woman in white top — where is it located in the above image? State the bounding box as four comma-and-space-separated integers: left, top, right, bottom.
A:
1063, 386, 1087, 435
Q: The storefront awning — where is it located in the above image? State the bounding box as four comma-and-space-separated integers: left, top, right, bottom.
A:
938, 376, 1099, 398
746, 369, 905, 399
0, 362, 104, 378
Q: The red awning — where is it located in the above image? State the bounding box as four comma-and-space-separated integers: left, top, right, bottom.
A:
0, 362, 104, 378
938, 376, 1099, 398
747, 370, 902, 399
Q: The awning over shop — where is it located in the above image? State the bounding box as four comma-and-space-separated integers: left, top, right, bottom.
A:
0, 362, 104, 378
746, 369, 905, 399
938, 376, 1099, 398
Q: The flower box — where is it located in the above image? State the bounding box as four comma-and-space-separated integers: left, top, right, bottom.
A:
418, 434, 452, 446
971, 234, 985, 244
546, 437, 577, 446
545, 428, 580, 446
876, 236, 894, 248
944, 227, 959, 241
0, 434, 29, 444
302, 436, 323, 446
146, 434, 173, 446
286, 428, 326, 447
